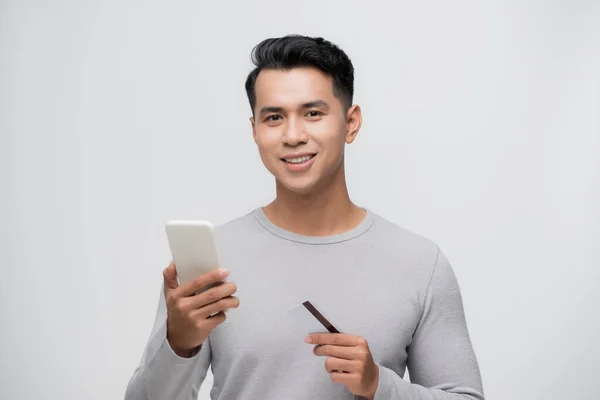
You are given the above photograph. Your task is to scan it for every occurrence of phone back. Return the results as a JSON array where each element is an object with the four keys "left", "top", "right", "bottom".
[{"left": 165, "top": 220, "right": 221, "bottom": 285}]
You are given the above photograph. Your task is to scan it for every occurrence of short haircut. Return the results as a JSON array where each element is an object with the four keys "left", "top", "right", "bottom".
[{"left": 245, "top": 34, "right": 354, "bottom": 116}]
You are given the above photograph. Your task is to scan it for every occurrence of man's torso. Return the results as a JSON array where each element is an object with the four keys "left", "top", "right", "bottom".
[{"left": 204, "top": 208, "right": 438, "bottom": 399}]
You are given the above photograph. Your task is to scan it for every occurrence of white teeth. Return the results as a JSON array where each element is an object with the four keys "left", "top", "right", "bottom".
[{"left": 284, "top": 155, "right": 313, "bottom": 164}]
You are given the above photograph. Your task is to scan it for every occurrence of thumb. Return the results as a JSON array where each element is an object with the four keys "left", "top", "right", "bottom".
[{"left": 163, "top": 261, "right": 179, "bottom": 292}]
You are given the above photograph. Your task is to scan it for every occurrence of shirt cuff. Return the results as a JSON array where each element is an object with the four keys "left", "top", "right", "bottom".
[
  {"left": 150, "top": 322, "right": 202, "bottom": 366},
  {"left": 374, "top": 364, "right": 407, "bottom": 400},
  {"left": 142, "top": 323, "right": 203, "bottom": 397}
]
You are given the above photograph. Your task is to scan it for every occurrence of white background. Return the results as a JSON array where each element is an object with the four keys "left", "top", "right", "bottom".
[{"left": 1, "top": 1, "right": 599, "bottom": 399}]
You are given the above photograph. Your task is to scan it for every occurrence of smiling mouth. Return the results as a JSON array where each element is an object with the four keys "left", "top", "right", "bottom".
[{"left": 281, "top": 154, "right": 316, "bottom": 164}]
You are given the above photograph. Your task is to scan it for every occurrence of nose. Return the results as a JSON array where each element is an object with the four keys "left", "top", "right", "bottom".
[{"left": 281, "top": 116, "right": 308, "bottom": 146}]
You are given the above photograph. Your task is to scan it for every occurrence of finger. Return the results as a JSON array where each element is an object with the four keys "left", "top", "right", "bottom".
[
  {"left": 178, "top": 268, "right": 229, "bottom": 297},
  {"left": 192, "top": 296, "right": 240, "bottom": 318},
  {"left": 206, "top": 310, "right": 227, "bottom": 329},
  {"left": 163, "top": 262, "right": 179, "bottom": 293},
  {"left": 313, "top": 344, "right": 358, "bottom": 360},
  {"left": 183, "top": 282, "right": 237, "bottom": 310},
  {"left": 330, "top": 371, "right": 356, "bottom": 385},
  {"left": 306, "top": 333, "right": 362, "bottom": 347},
  {"left": 325, "top": 357, "right": 357, "bottom": 374}
]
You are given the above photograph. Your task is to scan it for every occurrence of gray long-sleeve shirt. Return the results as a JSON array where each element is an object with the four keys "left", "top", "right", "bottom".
[{"left": 125, "top": 208, "right": 484, "bottom": 400}]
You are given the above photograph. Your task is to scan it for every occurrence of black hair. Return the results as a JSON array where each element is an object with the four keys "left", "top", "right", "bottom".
[{"left": 245, "top": 34, "right": 354, "bottom": 116}]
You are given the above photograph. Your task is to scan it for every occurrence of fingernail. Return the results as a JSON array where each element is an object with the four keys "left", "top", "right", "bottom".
[
  {"left": 219, "top": 269, "right": 229, "bottom": 278},
  {"left": 304, "top": 336, "right": 312, "bottom": 343}
]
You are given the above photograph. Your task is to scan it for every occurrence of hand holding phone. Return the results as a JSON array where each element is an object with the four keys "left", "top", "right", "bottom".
[
  {"left": 162, "top": 264, "right": 239, "bottom": 357},
  {"left": 163, "top": 220, "right": 240, "bottom": 357}
]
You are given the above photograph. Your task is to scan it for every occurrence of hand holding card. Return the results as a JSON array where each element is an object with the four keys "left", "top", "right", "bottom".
[
  {"left": 287, "top": 299, "right": 379, "bottom": 399},
  {"left": 306, "top": 332, "right": 379, "bottom": 400}
]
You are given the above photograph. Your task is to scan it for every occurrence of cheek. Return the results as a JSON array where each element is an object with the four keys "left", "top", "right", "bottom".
[
  {"left": 255, "top": 131, "right": 279, "bottom": 153},
  {"left": 255, "top": 132, "right": 282, "bottom": 171},
  {"left": 312, "top": 124, "right": 346, "bottom": 158}
]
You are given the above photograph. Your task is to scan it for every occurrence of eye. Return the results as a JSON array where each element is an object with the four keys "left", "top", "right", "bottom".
[
  {"left": 266, "top": 115, "right": 282, "bottom": 122},
  {"left": 306, "top": 110, "right": 323, "bottom": 118}
]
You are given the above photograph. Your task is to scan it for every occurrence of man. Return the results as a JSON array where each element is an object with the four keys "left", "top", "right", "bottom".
[{"left": 125, "top": 34, "right": 484, "bottom": 400}]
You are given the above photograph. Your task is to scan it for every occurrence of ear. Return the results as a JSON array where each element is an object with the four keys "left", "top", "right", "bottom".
[
  {"left": 250, "top": 116, "right": 257, "bottom": 144},
  {"left": 345, "top": 104, "right": 362, "bottom": 144}
]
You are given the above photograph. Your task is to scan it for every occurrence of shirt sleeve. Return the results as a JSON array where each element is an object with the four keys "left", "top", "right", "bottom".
[
  {"left": 125, "top": 284, "right": 212, "bottom": 400},
  {"left": 374, "top": 247, "right": 485, "bottom": 400}
]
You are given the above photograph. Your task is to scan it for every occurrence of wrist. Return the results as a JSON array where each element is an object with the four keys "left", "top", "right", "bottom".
[
  {"left": 172, "top": 345, "right": 196, "bottom": 358},
  {"left": 366, "top": 364, "right": 380, "bottom": 399},
  {"left": 167, "top": 338, "right": 200, "bottom": 358}
]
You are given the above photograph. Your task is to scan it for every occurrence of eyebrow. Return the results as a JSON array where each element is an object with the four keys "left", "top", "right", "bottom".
[{"left": 258, "top": 100, "right": 330, "bottom": 116}]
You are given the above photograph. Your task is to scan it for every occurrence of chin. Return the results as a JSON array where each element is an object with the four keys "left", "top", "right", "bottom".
[{"left": 277, "top": 177, "right": 320, "bottom": 196}]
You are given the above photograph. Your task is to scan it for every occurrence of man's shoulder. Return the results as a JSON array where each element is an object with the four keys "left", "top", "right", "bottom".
[
  {"left": 369, "top": 211, "right": 441, "bottom": 259},
  {"left": 214, "top": 208, "right": 259, "bottom": 235}
]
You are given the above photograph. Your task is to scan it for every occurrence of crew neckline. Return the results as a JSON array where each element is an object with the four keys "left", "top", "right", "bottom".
[{"left": 253, "top": 207, "right": 375, "bottom": 245}]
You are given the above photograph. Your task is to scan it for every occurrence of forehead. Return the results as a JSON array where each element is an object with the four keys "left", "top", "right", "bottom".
[{"left": 254, "top": 67, "right": 337, "bottom": 108}]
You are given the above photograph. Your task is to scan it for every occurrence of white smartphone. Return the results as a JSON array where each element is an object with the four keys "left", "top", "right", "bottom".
[{"left": 165, "top": 220, "right": 222, "bottom": 290}]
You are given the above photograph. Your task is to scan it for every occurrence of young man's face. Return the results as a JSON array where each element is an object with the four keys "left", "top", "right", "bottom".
[{"left": 250, "top": 67, "right": 361, "bottom": 195}]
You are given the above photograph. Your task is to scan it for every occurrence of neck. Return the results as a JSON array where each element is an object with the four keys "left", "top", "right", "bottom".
[{"left": 263, "top": 162, "right": 366, "bottom": 236}]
